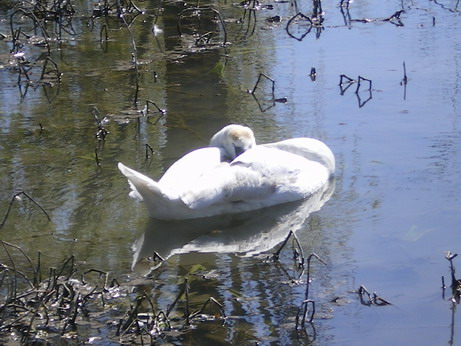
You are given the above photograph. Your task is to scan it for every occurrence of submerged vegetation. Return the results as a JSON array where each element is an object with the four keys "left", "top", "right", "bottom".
[{"left": 0, "top": 236, "right": 325, "bottom": 344}]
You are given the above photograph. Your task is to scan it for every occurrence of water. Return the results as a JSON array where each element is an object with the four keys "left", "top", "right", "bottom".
[{"left": 0, "top": 0, "right": 460, "bottom": 344}]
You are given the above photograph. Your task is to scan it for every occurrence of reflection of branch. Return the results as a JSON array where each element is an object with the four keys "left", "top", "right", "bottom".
[
  {"left": 177, "top": 7, "right": 228, "bottom": 46},
  {"left": 286, "top": 12, "right": 313, "bottom": 41},
  {"left": 238, "top": 8, "right": 257, "bottom": 40},
  {"left": 400, "top": 61, "right": 408, "bottom": 100},
  {"left": 341, "top": 4, "right": 406, "bottom": 27},
  {"left": 119, "top": 14, "right": 140, "bottom": 106},
  {"left": 356, "top": 89, "right": 373, "bottom": 108}
]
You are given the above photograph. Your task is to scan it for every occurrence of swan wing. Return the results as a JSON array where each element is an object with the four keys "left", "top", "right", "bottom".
[
  {"left": 159, "top": 147, "right": 224, "bottom": 190},
  {"left": 180, "top": 146, "right": 326, "bottom": 210},
  {"left": 180, "top": 164, "right": 276, "bottom": 209},
  {"left": 262, "top": 138, "right": 335, "bottom": 175}
]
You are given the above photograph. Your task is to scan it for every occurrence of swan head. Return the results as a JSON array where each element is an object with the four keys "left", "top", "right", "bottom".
[{"left": 209, "top": 124, "right": 256, "bottom": 161}]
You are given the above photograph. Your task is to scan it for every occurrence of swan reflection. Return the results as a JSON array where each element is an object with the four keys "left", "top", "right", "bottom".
[{"left": 132, "top": 179, "right": 335, "bottom": 274}]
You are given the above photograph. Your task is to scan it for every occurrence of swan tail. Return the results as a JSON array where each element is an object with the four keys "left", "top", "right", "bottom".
[
  {"left": 118, "top": 163, "right": 158, "bottom": 201},
  {"left": 118, "top": 163, "right": 180, "bottom": 217}
]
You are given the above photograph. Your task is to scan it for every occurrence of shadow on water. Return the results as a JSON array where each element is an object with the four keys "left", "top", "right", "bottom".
[{"left": 133, "top": 180, "right": 335, "bottom": 274}]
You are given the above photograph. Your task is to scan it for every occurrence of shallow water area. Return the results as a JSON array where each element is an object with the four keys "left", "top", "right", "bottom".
[{"left": 0, "top": 0, "right": 460, "bottom": 344}]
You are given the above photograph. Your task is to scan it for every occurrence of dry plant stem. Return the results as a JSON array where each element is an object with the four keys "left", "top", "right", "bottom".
[
  {"left": 177, "top": 7, "right": 228, "bottom": 45},
  {"left": 402, "top": 61, "right": 408, "bottom": 85},
  {"left": 95, "top": 148, "right": 101, "bottom": 167},
  {"left": 272, "top": 230, "right": 304, "bottom": 268},
  {"left": 250, "top": 73, "right": 275, "bottom": 95},
  {"left": 295, "top": 253, "right": 325, "bottom": 328},
  {"left": 190, "top": 297, "right": 226, "bottom": 319},
  {"left": 10, "top": 8, "right": 52, "bottom": 55},
  {"left": 100, "top": 23, "right": 108, "bottom": 42},
  {"left": 82, "top": 269, "right": 109, "bottom": 287},
  {"left": 118, "top": 296, "right": 144, "bottom": 336},
  {"left": 56, "top": 255, "right": 75, "bottom": 280},
  {"left": 0, "top": 192, "right": 51, "bottom": 230},
  {"left": 1, "top": 241, "right": 36, "bottom": 290},
  {"left": 119, "top": 13, "right": 140, "bottom": 106},
  {"left": 145, "top": 144, "right": 154, "bottom": 159},
  {"left": 40, "top": 57, "right": 61, "bottom": 81},
  {"left": 373, "top": 292, "right": 391, "bottom": 306},
  {"left": 145, "top": 100, "right": 165, "bottom": 115},
  {"left": 358, "top": 285, "right": 372, "bottom": 305},
  {"left": 296, "top": 299, "right": 315, "bottom": 327},
  {"left": 184, "top": 277, "right": 190, "bottom": 325},
  {"left": 356, "top": 76, "right": 372, "bottom": 93},
  {"left": 445, "top": 252, "right": 460, "bottom": 303},
  {"left": 166, "top": 282, "right": 187, "bottom": 317},
  {"left": 304, "top": 253, "right": 326, "bottom": 301}
]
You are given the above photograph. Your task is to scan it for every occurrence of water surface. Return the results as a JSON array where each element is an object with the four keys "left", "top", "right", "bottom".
[{"left": 0, "top": 0, "right": 460, "bottom": 344}]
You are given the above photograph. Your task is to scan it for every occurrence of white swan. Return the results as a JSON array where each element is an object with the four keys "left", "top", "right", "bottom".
[
  {"left": 118, "top": 124, "right": 335, "bottom": 220},
  {"left": 158, "top": 124, "right": 255, "bottom": 191}
]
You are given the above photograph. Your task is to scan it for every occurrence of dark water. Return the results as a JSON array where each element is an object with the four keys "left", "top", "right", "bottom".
[{"left": 1, "top": 0, "right": 460, "bottom": 344}]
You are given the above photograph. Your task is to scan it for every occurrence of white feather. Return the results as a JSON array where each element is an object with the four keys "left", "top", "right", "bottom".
[{"left": 118, "top": 125, "right": 335, "bottom": 220}]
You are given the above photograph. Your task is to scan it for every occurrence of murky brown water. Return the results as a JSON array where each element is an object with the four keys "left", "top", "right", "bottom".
[{"left": 1, "top": 0, "right": 461, "bottom": 344}]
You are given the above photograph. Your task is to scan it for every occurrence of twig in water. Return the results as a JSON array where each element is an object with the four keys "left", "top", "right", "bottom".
[
  {"left": 117, "top": 295, "right": 145, "bottom": 336},
  {"left": 143, "top": 100, "right": 166, "bottom": 124},
  {"left": 340, "top": 0, "right": 352, "bottom": 9},
  {"left": 184, "top": 277, "right": 190, "bottom": 325},
  {"left": 444, "top": 251, "right": 461, "bottom": 303},
  {"left": 100, "top": 23, "right": 108, "bottom": 42},
  {"left": 295, "top": 299, "right": 315, "bottom": 328},
  {"left": 310, "top": 67, "right": 317, "bottom": 81},
  {"left": 40, "top": 57, "right": 62, "bottom": 82},
  {"left": 355, "top": 75, "right": 372, "bottom": 93},
  {"left": 55, "top": 255, "right": 75, "bottom": 281},
  {"left": 1, "top": 241, "right": 36, "bottom": 290},
  {"left": 0, "top": 191, "right": 51, "bottom": 230},
  {"left": 339, "top": 74, "right": 355, "bottom": 95},
  {"left": 357, "top": 285, "right": 372, "bottom": 305},
  {"left": 295, "top": 253, "right": 325, "bottom": 328},
  {"left": 93, "top": 107, "right": 109, "bottom": 140},
  {"left": 95, "top": 148, "right": 101, "bottom": 167},
  {"left": 249, "top": 73, "right": 275, "bottom": 95},
  {"left": 177, "top": 7, "right": 228, "bottom": 46},
  {"left": 400, "top": 61, "right": 408, "bottom": 100},
  {"left": 304, "top": 253, "right": 326, "bottom": 300},
  {"left": 190, "top": 297, "right": 226, "bottom": 319},
  {"left": 81, "top": 268, "right": 109, "bottom": 287},
  {"left": 286, "top": 12, "right": 313, "bottom": 41},
  {"left": 372, "top": 292, "right": 392, "bottom": 306},
  {"left": 166, "top": 278, "right": 187, "bottom": 317},
  {"left": 272, "top": 230, "right": 305, "bottom": 268},
  {"left": 145, "top": 144, "right": 154, "bottom": 160},
  {"left": 383, "top": 10, "right": 404, "bottom": 26},
  {"left": 356, "top": 285, "right": 391, "bottom": 306},
  {"left": 401, "top": 61, "right": 408, "bottom": 85}
]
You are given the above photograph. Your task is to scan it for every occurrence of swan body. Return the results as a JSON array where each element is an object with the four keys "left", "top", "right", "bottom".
[{"left": 118, "top": 125, "right": 335, "bottom": 220}]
